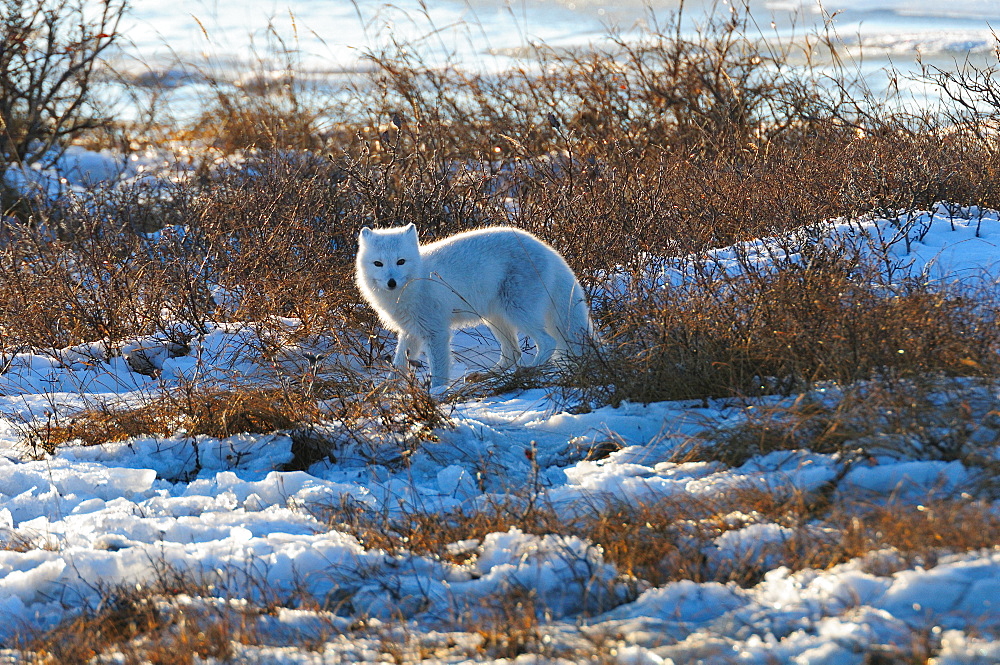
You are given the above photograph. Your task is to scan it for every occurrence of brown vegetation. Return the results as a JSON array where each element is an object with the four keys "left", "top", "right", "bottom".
[{"left": 2, "top": 3, "right": 999, "bottom": 410}]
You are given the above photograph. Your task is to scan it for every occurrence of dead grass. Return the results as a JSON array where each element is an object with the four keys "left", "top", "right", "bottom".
[
  {"left": 595, "top": 492, "right": 1000, "bottom": 586},
  {"left": 15, "top": 492, "right": 996, "bottom": 663},
  {"left": 18, "top": 370, "right": 453, "bottom": 471},
  {"left": 576, "top": 260, "right": 1000, "bottom": 406},
  {"left": 21, "top": 384, "right": 324, "bottom": 456},
  {"left": 21, "top": 576, "right": 249, "bottom": 665},
  {"left": 324, "top": 500, "right": 534, "bottom": 563},
  {"left": 832, "top": 500, "right": 1000, "bottom": 570},
  {"left": 4, "top": 2, "right": 1000, "bottom": 409},
  {"left": 319, "top": 480, "right": 1000, "bottom": 594},
  {"left": 464, "top": 587, "right": 547, "bottom": 661},
  {"left": 684, "top": 376, "right": 1000, "bottom": 467}
]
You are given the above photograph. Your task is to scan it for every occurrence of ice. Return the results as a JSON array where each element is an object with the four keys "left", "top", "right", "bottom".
[
  {"left": 0, "top": 557, "right": 67, "bottom": 604},
  {"left": 842, "top": 460, "right": 972, "bottom": 496},
  {"left": 881, "top": 551, "right": 1000, "bottom": 622},
  {"left": 714, "top": 523, "right": 796, "bottom": 566},
  {"left": 615, "top": 646, "right": 670, "bottom": 664},
  {"left": 609, "top": 580, "right": 747, "bottom": 624},
  {"left": 436, "top": 464, "right": 477, "bottom": 498}
]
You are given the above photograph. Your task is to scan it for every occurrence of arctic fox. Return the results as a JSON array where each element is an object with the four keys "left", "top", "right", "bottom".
[{"left": 356, "top": 224, "right": 595, "bottom": 388}]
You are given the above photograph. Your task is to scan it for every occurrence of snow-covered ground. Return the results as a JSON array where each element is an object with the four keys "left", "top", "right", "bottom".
[
  {"left": 99, "top": 0, "right": 1000, "bottom": 124},
  {"left": 0, "top": 147, "right": 998, "bottom": 662},
  {"left": 115, "top": 0, "right": 1000, "bottom": 75}
]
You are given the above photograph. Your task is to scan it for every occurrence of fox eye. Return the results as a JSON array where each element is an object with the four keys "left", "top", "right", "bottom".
[
  {"left": 396, "top": 259, "right": 406, "bottom": 265},
  {"left": 373, "top": 261, "right": 383, "bottom": 267}
]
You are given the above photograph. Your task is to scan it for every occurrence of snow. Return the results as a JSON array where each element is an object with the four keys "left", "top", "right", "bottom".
[
  {"left": 616, "top": 204, "right": 1000, "bottom": 299},
  {"left": 1, "top": 145, "right": 1000, "bottom": 660},
  {"left": 112, "top": 0, "right": 1000, "bottom": 74}
]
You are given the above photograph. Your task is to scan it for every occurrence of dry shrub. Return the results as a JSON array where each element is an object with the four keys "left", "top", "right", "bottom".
[
  {"left": 566, "top": 488, "right": 820, "bottom": 589},
  {"left": 578, "top": 488, "right": 1000, "bottom": 588},
  {"left": 167, "top": 152, "right": 357, "bottom": 329},
  {"left": 288, "top": 371, "right": 455, "bottom": 468},
  {"left": 0, "top": 529, "right": 60, "bottom": 553},
  {"left": 576, "top": 491, "right": 1000, "bottom": 588},
  {"left": 323, "top": 489, "right": 779, "bottom": 589},
  {"left": 578, "top": 259, "right": 999, "bottom": 406},
  {"left": 192, "top": 89, "right": 324, "bottom": 154},
  {"left": 22, "top": 573, "right": 260, "bottom": 665},
  {"left": 334, "top": 4, "right": 1000, "bottom": 272},
  {"left": 307, "top": 4, "right": 1000, "bottom": 406},
  {"left": 361, "top": 375, "right": 454, "bottom": 443},
  {"left": 165, "top": 386, "right": 309, "bottom": 438},
  {"left": 7, "top": 2, "right": 1000, "bottom": 410},
  {"left": 23, "top": 498, "right": 989, "bottom": 662},
  {"left": 0, "top": 0, "right": 127, "bottom": 168},
  {"left": 328, "top": 502, "right": 544, "bottom": 562},
  {"left": 830, "top": 500, "right": 1000, "bottom": 569},
  {"left": 324, "top": 482, "right": 1000, "bottom": 594},
  {"left": 680, "top": 394, "right": 862, "bottom": 468},
  {"left": 333, "top": 115, "right": 510, "bottom": 238},
  {"left": 685, "top": 376, "right": 1000, "bottom": 466},
  {"left": 467, "top": 587, "right": 545, "bottom": 660},
  {"left": 23, "top": 371, "right": 452, "bottom": 469},
  {"left": 0, "top": 152, "right": 357, "bottom": 349},
  {"left": 0, "top": 211, "right": 174, "bottom": 348},
  {"left": 25, "top": 384, "right": 324, "bottom": 455},
  {"left": 180, "top": 21, "right": 332, "bottom": 153}
]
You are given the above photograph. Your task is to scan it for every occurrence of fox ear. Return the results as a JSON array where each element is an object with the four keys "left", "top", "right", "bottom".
[
  {"left": 404, "top": 223, "right": 417, "bottom": 238},
  {"left": 359, "top": 226, "right": 373, "bottom": 241}
]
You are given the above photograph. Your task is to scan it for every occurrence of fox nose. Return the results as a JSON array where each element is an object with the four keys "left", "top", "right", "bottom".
[{"left": 387, "top": 278, "right": 397, "bottom": 290}]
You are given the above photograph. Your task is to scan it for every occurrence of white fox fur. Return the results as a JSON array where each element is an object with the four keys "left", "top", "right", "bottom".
[{"left": 356, "top": 224, "right": 595, "bottom": 388}]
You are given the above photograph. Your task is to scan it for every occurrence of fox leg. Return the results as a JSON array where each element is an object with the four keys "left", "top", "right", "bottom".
[
  {"left": 487, "top": 321, "right": 521, "bottom": 370},
  {"left": 393, "top": 333, "right": 423, "bottom": 373},
  {"left": 528, "top": 329, "right": 557, "bottom": 366},
  {"left": 511, "top": 309, "right": 557, "bottom": 366},
  {"left": 424, "top": 328, "right": 452, "bottom": 388}
]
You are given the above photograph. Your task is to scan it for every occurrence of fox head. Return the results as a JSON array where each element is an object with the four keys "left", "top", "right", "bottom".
[{"left": 356, "top": 223, "right": 424, "bottom": 297}]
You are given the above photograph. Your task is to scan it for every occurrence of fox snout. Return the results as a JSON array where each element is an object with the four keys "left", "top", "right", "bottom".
[{"left": 387, "top": 278, "right": 397, "bottom": 289}]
